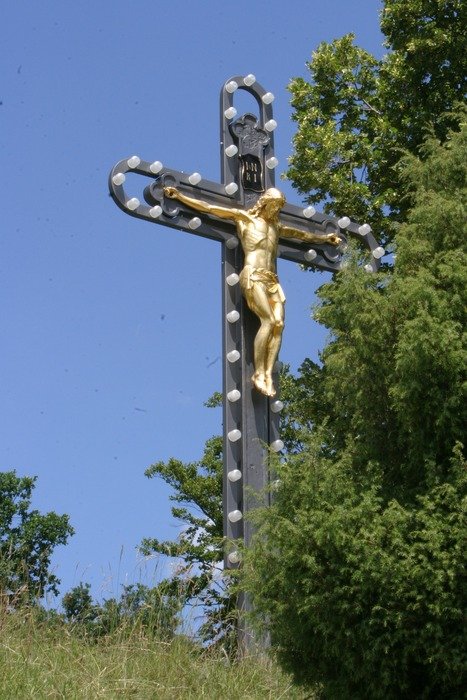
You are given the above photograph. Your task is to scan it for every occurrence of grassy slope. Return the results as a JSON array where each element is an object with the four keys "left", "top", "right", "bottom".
[{"left": 0, "top": 612, "right": 306, "bottom": 699}]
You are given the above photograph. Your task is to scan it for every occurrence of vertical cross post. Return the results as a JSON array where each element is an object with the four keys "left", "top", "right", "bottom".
[
  {"left": 109, "top": 74, "right": 383, "bottom": 652},
  {"left": 220, "top": 78, "right": 278, "bottom": 565}
]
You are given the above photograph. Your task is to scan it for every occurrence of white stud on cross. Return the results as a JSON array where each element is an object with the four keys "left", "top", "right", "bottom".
[
  {"left": 226, "top": 272, "right": 239, "bottom": 286},
  {"left": 228, "top": 429, "right": 242, "bottom": 442},
  {"left": 127, "top": 156, "right": 141, "bottom": 169},
  {"left": 126, "top": 197, "right": 140, "bottom": 210},
  {"left": 112, "top": 173, "right": 125, "bottom": 186},
  {"left": 150, "top": 161, "right": 163, "bottom": 174},
  {"left": 188, "top": 172, "right": 201, "bottom": 185},
  {"left": 226, "top": 310, "right": 240, "bottom": 323},
  {"left": 225, "top": 182, "right": 238, "bottom": 195},
  {"left": 227, "top": 389, "right": 241, "bottom": 402},
  {"left": 228, "top": 509, "right": 243, "bottom": 523},
  {"left": 225, "top": 144, "right": 238, "bottom": 157},
  {"left": 270, "top": 439, "right": 284, "bottom": 452},
  {"left": 243, "top": 74, "right": 256, "bottom": 86},
  {"left": 228, "top": 551, "right": 241, "bottom": 564},
  {"left": 338, "top": 216, "right": 351, "bottom": 229},
  {"left": 149, "top": 205, "right": 162, "bottom": 218},
  {"left": 372, "top": 246, "right": 385, "bottom": 259},
  {"left": 358, "top": 223, "right": 371, "bottom": 236},
  {"left": 227, "top": 349, "right": 240, "bottom": 363},
  {"left": 303, "top": 205, "right": 316, "bottom": 218},
  {"left": 224, "top": 107, "right": 237, "bottom": 120},
  {"left": 227, "top": 468, "right": 242, "bottom": 481},
  {"left": 188, "top": 217, "right": 201, "bottom": 230}
]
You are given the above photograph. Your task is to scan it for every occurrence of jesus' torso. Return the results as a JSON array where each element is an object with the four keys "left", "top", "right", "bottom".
[{"left": 237, "top": 216, "right": 279, "bottom": 272}]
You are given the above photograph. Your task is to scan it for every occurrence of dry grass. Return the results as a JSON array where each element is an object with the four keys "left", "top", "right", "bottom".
[{"left": 0, "top": 609, "right": 306, "bottom": 699}]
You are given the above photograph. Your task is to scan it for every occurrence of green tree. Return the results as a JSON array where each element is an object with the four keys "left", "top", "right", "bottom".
[
  {"left": 116, "top": 582, "right": 180, "bottom": 639},
  {"left": 138, "top": 380, "right": 310, "bottom": 651},
  {"left": 62, "top": 581, "right": 180, "bottom": 640},
  {"left": 0, "top": 471, "right": 73, "bottom": 605},
  {"left": 286, "top": 0, "right": 466, "bottom": 242},
  {"left": 139, "top": 430, "right": 239, "bottom": 651},
  {"left": 245, "top": 123, "right": 466, "bottom": 698},
  {"left": 62, "top": 582, "right": 97, "bottom": 625}
]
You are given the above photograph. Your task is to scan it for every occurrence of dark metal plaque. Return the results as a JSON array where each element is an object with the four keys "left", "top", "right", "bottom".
[
  {"left": 230, "top": 113, "right": 269, "bottom": 194},
  {"left": 240, "top": 153, "right": 264, "bottom": 192}
]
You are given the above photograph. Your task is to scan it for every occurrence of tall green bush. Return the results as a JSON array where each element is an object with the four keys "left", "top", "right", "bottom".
[{"left": 245, "top": 123, "right": 466, "bottom": 698}]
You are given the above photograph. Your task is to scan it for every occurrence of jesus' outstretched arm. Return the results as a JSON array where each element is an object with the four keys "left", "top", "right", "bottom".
[
  {"left": 163, "top": 186, "right": 250, "bottom": 224},
  {"left": 280, "top": 223, "right": 341, "bottom": 247}
]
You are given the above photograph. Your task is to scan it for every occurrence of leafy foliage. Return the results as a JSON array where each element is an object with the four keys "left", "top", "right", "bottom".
[
  {"left": 246, "top": 443, "right": 466, "bottom": 699},
  {"left": 245, "top": 122, "right": 467, "bottom": 697},
  {"left": 62, "top": 581, "right": 180, "bottom": 640},
  {"left": 138, "top": 374, "right": 324, "bottom": 651},
  {"left": 0, "top": 471, "right": 73, "bottom": 605},
  {"left": 286, "top": 0, "right": 466, "bottom": 242},
  {"left": 139, "top": 431, "right": 238, "bottom": 651},
  {"left": 287, "top": 36, "right": 383, "bottom": 226},
  {"left": 61, "top": 582, "right": 97, "bottom": 626}
]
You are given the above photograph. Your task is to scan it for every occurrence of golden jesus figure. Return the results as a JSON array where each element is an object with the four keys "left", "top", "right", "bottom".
[{"left": 164, "top": 186, "right": 340, "bottom": 397}]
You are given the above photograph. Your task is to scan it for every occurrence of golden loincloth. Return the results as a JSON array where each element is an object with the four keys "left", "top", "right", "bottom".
[{"left": 239, "top": 266, "right": 286, "bottom": 303}]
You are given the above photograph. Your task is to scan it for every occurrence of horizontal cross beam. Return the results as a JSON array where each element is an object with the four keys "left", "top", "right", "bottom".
[{"left": 109, "top": 160, "right": 383, "bottom": 274}]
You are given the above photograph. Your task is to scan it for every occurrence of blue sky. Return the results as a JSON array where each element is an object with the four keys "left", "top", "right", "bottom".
[{"left": 1, "top": 1, "right": 384, "bottom": 605}]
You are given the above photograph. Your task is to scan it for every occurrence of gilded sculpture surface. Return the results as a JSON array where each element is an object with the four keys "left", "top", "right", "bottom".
[{"left": 164, "top": 186, "right": 341, "bottom": 397}]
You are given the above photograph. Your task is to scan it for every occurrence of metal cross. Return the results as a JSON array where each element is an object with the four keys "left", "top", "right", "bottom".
[{"left": 109, "top": 74, "right": 383, "bottom": 647}]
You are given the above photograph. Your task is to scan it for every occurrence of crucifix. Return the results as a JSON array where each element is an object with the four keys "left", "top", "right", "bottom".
[{"left": 109, "top": 74, "right": 383, "bottom": 647}]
